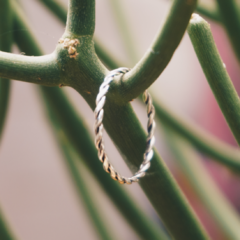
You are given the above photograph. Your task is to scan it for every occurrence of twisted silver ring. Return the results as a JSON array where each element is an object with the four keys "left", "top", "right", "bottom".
[{"left": 94, "top": 67, "right": 155, "bottom": 184}]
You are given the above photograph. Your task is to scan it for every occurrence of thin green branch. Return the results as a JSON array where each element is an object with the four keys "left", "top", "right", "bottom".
[
  {"left": 0, "top": 51, "right": 60, "bottom": 86},
  {"left": 65, "top": 0, "right": 95, "bottom": 37},
  {"left": 44, "top": 105, "right": 114, "bottom": 240},
  {"left": 188, "top": 14, "right": 240, "bottom": 146},
  {"left": 110, "top": 0, "right": 197, "bottom": 103},
  {"left": 13, "top": 5, "right": 170, "bottom": 240},
  {"left": 216, "top": 0, "right": 240, "bottom": 62},
  {"left": 0, "top": 0, "right": 12, "bottom": 141},
  {"left": 165, "top": 129, "right": 240, "bottom": 240}
]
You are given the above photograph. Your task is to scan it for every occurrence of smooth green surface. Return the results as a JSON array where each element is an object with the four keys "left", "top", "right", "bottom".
[
  {"left": 216, "top": 0, "right": 240, "bottom": 61},
  {"left": 13, "top": 4, "right": 170, "bottom": 240},
  {"left": 188, "top": 15, "right": 240, "bottom": 146},
  {"left": 165, "top": 129, "right": 240, "bottom": 240},
  {"left": 44, "top": 105, "right": 114, "bottom": 240}
]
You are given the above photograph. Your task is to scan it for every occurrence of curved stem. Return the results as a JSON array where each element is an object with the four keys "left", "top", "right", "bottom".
[
  {"left": 111, "top": 0, "right": 197, "bottom": 103},
  {"left": 216, "top": 0, "right": 240, "bottom": 62},
  {"left": 65, "top": 0, "right": 95, "bottom": 37},
  {"left": 13, "top": 6, "right": 170, "bottom": 240},
  {"left": 0, "top": 0, "right": 12, "bottom": 141},
  {"left": 188, "top": 14, "right": 240, "bottom": 146},
  {"left": 165, "top": 129, "right": 240, "bottom": 240}
]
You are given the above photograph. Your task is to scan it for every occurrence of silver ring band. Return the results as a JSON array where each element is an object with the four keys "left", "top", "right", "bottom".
[{"left": 94, "top": 67, "right": 155, "bottom": 184}]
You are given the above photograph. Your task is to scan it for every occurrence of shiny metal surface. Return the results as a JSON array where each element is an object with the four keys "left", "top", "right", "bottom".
[{"left": 94, "top": 67, "right": 155, "bottom": 184}]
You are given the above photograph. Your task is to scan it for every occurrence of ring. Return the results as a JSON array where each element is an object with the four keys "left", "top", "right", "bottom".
[{"left": 94, "top": 67, "right": 155, "bottom": 184}]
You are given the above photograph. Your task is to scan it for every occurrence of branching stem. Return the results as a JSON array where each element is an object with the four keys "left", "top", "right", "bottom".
[{"left": 13, "top": 6, "right": 170, "bottom": 240}]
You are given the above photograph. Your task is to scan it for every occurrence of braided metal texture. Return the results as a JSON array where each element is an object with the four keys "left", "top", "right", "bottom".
[{"left": 94, "top": 67, "right": 156, "bottom": 184}]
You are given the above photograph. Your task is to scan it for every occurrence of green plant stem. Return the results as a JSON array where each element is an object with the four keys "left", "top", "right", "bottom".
[
  {"left": 15, "top": 1, "right": 210, "bottom": 239},
  {"left": 13, "top": 5, "right": 170, "bottom": 240},
  {"left": 44, "top": 105, "right": 114, "bottom": 240},
  {"left": 111, "top": 0, "right": 197, "bottom": 103},
  {"left": 216, "top": 0, "right": 240, "bottom": 62},
  {"left": 0, "top": 51, "right": 60, "bottom": 86},
  {"left": 0, "top": 0, "right": 12, "bottom": 141},
  {"left": 65, "top": 0, "right": 95, "bottom": 37},
  {"left": 188, "top": 14, "right": 240, "bottom": 146},
  {"left": 165, "top": 129, "right": 240, "bottom": 240}
]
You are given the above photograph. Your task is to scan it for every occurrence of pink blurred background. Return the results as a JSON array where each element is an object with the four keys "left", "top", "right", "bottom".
[{"left": 0, "top": 0, "right": 239, "bottom": 239}]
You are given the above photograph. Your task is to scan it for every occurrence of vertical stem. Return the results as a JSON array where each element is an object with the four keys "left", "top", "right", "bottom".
[
  {"left": 188, "top": 14, "right": 240, "bottom": 146},
  {"left": 65, "top": 0, "right": 95, "bottom": 36},
  {"left": 0, "top": 0, "right": 13, "bottom": 141}
]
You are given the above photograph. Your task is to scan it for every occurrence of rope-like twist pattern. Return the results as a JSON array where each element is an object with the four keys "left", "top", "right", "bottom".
[{"left": 94, "top": 67, "right": 156, "bottom": 184}]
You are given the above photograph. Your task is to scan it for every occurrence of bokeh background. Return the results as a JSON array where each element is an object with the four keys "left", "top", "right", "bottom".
[{"left": 0, "top": 0, "right": 240, "bottom": 239}]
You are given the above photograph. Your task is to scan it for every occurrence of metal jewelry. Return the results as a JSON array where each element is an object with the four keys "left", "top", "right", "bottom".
[{"left": 94, "top": 67, "right": 155, "bottom": 184}]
